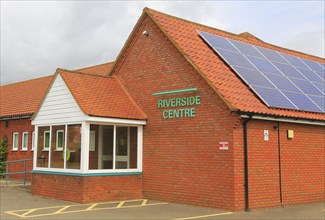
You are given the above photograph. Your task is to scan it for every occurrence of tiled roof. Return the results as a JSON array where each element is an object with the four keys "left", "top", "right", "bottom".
[
  {"left": 0, "top": 76, "right": 53, "bottom": 118},
  {"left": 75, "top": 62, "right": 114, "bottom": 76},
  {"left": 58, "top": 69, "right": 147, "bottom": 120},
  {"left": 144, "top": 8, "right": 325, "bottom": 121}
]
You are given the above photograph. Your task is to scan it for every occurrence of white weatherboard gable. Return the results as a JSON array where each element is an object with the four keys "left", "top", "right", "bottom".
[{"left": 32, "top": 74, "right": 87, "bottom": 125}]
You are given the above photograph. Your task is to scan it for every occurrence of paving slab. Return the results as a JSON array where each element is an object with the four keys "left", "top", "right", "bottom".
[{"left": 1, "top": 186, "right": 324, "bottom": 219}]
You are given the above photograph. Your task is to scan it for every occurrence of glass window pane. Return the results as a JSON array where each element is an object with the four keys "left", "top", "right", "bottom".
[
  {"left": 50, "top": 125, "right": 65, "bottom": 169},
  {"left": 37, "top": 126, "right": 50, "bottom": 168},
  {"left": 89, "top": 125, "right": 99, "bottom": 169},
  {"left": 129, "top": 127, "right": 138, "bottom": 169},
  {"left": 66, "top": 124, "right": 81, "bottom": 170},
  {"left": 116, "top": 126, "right": 128, "bottom": 169},
  {"left": 89, "top": 125, "right": 113, "bottom": 170},
  {"left": 22, "top": 133, "right": 28, "bottom": 150},
  {"left": 13, "top": 133, "right": 18, "bottom": 150},
  {"left": 32, "top": 132, "right": 35, "bottom": 150}
]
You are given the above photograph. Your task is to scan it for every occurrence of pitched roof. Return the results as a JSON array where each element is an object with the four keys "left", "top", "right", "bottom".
[
  {"left": 58, "top": 69, "right": 147, "bottom": 120},
  {"left": 143, "top": 8, "right": 324, "bottom": 121},
  {"left": 75, "top": 61, "right": 114, "bottom": 76},
  {"left": 0, "top": 76, "right": 53, "bottom": 118}
]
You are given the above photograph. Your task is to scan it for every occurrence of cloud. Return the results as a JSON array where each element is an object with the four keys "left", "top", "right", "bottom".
[{"left": 1, "top": 1, "right": 324, "bottom": 85}]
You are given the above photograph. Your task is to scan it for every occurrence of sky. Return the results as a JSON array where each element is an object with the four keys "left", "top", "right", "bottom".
[{"left": 1, "top": 1, "right": 324, "bottom": 85}]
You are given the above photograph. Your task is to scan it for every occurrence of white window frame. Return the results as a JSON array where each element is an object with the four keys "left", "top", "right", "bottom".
[
  {"left": 88, "top": 123, "right": 143, "bottom": 174},
  {"left": 12, "top": 132, "right": 19, "bottom": 151},
  {"left": 43, "top": 131, "right": 50, "bottom": 150},
  {"left": 31, "top": 131, "right": 35, "bottom": 151},
  {"left": 32, "top": 118, "right": 145, "bottom": 174},
  {"left": 22, "top": 132, "right": 28, "bottom": 151},
  {"left": 56, "top": 130, "right": 64, "bottom": 151}
]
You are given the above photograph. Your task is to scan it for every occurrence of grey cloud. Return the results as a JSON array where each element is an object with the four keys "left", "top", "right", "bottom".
[{"left": 1, "top": 1, "right": 324, "bottom": 86}]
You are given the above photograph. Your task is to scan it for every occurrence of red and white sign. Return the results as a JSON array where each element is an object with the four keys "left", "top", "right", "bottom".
[{"left": 218, "top": 142, "right": 229, "bottom": 150}]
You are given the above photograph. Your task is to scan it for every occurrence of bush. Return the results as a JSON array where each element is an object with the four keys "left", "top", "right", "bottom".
[{"left": 0, "top": 136, "right": 8, "bottom": 178}]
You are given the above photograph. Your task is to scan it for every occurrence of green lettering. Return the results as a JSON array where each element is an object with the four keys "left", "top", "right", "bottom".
[
  {"left": 163, "top": 110, "right": 169, "bottom": 119},
  {"left": 181, "top": 97, "right": 187, "bottom": 106},
  {"left": 195, "top": 96, "right": 201, "bottom": 105},
  {"left": 184, "top": 108, "right": 191, "bottom": 117},
  {"left": 173, "top": 109, "right": 179, "bottom": 118},
  {"left": 158, "top": 100, "right": 164, "bottom": 108},
  {"left": 179, "top": 108, "right": 185, "bottom": 117},
  {"left": 175, "top": 98, "right": 181, "bottom": 107},
  {"left": 190, "top": 108, "right": 196, "bottom": 117},
  {"left": 189, "top": 96, "right": 195, "bottom": 105},
  {"left": 168, "top": 110, "right": 173, "bottom": 119},
  {"left": 165, "top": 99, "right": 171, "bottom": 107},
  {"left": 171, "top": 98, "right": 176, "bottom": 107}
]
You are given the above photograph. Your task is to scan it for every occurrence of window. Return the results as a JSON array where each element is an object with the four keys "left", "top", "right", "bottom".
[
  {"left": 44, "top": 131, "right": 50, "bottom": 150},
  {"left": 12, "top": 132, "right": 19, "bottom": 151},
  {"left": 22, "top": 132, "right": 28, "bottom": 151},
  {"left": 36, "top": 124, "right": 81, "bottom": 170},
  {"left": 32, "top": 131, "right": 35, "bottom": 151},
  {"left": 56, "top": 130, "right": 64, "bottom": 151},
  {"left": 89, "top": 125, "right": 139, "bottom": 170}
]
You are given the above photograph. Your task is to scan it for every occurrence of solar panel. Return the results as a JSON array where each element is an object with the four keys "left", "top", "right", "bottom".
[
  {"left": 246, "top": 55, "right": 282, "bottom": 75},
  {"left": 214, "top": 48, "right": 257, "bottom": 70},
  {"left": 319, "top": 63, "right": 325, "bottom": 69},
  {"left": 232, "top": 66, "right": 275, "bottom": 88},
  {"left": 282, "top": 91, "right": 322, "bottom": 112},
  {"left": 301, "top": 58, "right": 324, "bottom": 73},
  {"left": 199, "top": 31, "right": 238, "bottom": 52},
  {"left": 262, "top": 72, "right": 300, "bottom": 93},
  {"left": 229, "top": 39, "right": 264, "bottom": 58},
  {"left": 295, "top": 67, "right": 323, "bottom": 82},
  {"left": 198, "top": 30, "right": 325, "bottom": 113},
  {"left": 272, "top": 62, "right": 305, "bottom": 79},
  {"left": 256, "top": 46, "right": 288, "bottom": 64},
  {"left": 315, "top": 71, "right": 325, "bottom": 81},
  {"left": 280, "top": 53, "right": 309, "bottom": 69},
  {"left": 313, "top": 82, "right": 325, "bottom": 94},
  {"left": 252, "top": 86, "right": 296, "bottom": 109},
  {"left": 309, "top": 95, "right": 325, "bottom": 112},
  {"left": 290, "top": 78, "right": 323, "bottom": 96}
]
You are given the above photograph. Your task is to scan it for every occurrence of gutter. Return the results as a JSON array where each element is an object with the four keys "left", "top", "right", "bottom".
[
  {"left": 242, "top": 114, "right": 252, "bottom": 212},
  {"left": 240, "top": 114, "right": 325, "bottom": 126},
  {"left": 0, "top": 114, "right": 32, "bottom": 121}
]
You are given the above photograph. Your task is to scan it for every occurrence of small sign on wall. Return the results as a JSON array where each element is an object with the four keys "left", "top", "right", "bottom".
[
  {"left": 264, "top": 130, "right": 269, "bottom": 141},
  {"left": 219, "top": 142, "right": 229, "bottom": 150}
]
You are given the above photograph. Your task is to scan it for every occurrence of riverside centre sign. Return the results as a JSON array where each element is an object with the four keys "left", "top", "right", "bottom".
[
  {"left": 158, "top": 95, "right": 201, "bottom": 119},
  {"left": 152, "top": 88, "right": 201, "bottom": 119}
]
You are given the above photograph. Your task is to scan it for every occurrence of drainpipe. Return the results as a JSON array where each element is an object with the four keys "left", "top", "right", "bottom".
[
  {"left": 242, "top": 115, "right": 252, "bottom": 212},
  {"left": 277, "top": 121, "right": 283, "bottom": 206}
]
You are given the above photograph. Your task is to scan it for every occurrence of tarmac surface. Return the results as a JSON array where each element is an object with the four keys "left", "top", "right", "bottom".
[{"left": 0, "top": 182, "right": 324, "bottom": 220}]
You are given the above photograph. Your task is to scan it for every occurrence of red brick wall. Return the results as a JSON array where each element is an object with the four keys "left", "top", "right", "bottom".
[
  {"left": 233, "top": 119, "right": 325, "bottom": 210},
  {"left": 280, "top": 122, "right": 325, "bottom": 205},
  {"left": 31, "top": 173, "right": 142, "bottom": 203},
  {"left": 0, "top": 118, "right": 34, "bottom": 180},
  {"left": 113, "top": 15, "right": 240, "bottom": 210}
]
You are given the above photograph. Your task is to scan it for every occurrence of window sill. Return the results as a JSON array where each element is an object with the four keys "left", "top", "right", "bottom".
[
  {"left": 11, "top": 149, "right": 18, "bottom": 152},
  {"left": 20, "top": 149, "right": 28, "bottom": 152},
  {"left": 55, "top": 149, "right": 63, "bottom": 152},
  {"left": 42, "top": 149, "right": 49, "bottom": 152}
]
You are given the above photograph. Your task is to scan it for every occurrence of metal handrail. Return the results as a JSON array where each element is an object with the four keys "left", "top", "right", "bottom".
[{"left": 0, "top": 158, "right": 33, "bottom": 186}]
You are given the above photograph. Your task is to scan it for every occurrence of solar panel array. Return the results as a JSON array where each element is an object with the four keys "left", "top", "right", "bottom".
[{"left": 198, "top": 31, "right": 325, "bottom": 113}]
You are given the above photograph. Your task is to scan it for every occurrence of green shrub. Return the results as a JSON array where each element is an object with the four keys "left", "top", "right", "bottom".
[{"left": 0, "top": 136, "right": 9, "bottom": 178}]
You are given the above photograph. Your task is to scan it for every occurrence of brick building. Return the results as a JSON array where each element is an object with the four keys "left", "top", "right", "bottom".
[
  {"left": 1, "top": 8, "right": 324, "bottom": 211},
  {"left": 0, "top": 62, "right": 114, "bottom": 180}
]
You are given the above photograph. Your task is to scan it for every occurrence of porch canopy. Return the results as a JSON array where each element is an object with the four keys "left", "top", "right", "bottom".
[{"left": 31, "top": 69, "right": 147, "bottom": 175}]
